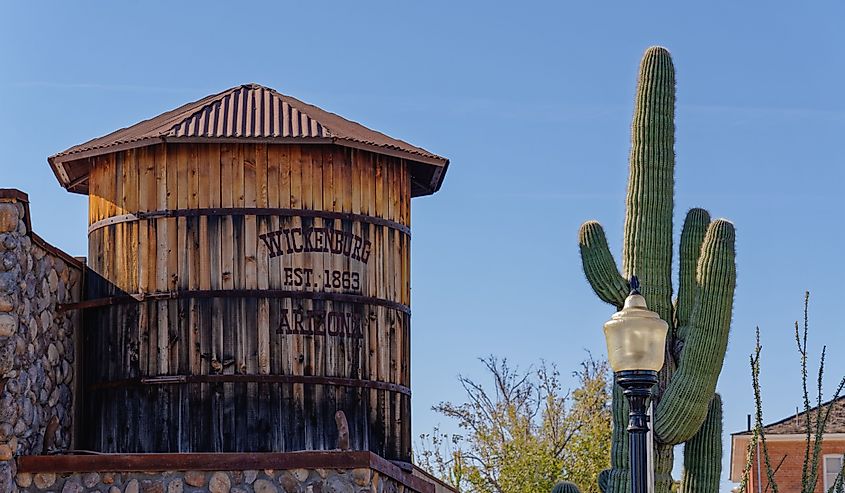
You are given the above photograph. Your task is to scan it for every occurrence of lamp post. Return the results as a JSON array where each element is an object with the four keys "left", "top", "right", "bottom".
[{"left": 603, "top": 277, "right": 668, "bottom": 493}]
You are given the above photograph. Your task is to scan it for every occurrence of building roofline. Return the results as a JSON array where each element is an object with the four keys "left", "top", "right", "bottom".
[{"left": 731, "top": 395, "right": 845, "bottom": 436}]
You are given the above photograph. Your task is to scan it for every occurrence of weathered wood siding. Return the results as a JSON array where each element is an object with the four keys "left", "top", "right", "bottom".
[{"left": 83, "top": 143, "right": 412, "bottom": 460}]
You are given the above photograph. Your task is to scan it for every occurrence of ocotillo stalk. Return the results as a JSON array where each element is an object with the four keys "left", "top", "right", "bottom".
[{"left": 578, "top": 46, "right": 735, "bottom": 493}]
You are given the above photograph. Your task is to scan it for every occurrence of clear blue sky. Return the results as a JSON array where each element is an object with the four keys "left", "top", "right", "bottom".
[{"left": 2, "top": 3, "right": 844, "bottom": 491}]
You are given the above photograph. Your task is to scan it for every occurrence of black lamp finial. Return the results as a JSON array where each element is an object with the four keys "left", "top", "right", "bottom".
[{"left": 629, "top": 276, "right": 640, "bottom": 296}]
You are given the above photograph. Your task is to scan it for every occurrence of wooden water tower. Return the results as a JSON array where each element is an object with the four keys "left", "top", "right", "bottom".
[{"left": 48, "top": 84, "right": 448, "bottom": 463}]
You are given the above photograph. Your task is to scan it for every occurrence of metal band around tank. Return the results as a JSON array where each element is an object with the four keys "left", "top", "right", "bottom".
[
  {"left": 87, "top": 374, "right": 412, "bottom": 396},
  {"left": 57, "top": 289, "right": 411, "bottom": 315},
  {"left": 87, "top": 207, "right": 411, "bottom": 236}
]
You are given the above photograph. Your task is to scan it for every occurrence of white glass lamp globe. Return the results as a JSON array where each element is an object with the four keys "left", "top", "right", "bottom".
[{"left": 603, "top": 292, "right": 669, "bottom": 373}]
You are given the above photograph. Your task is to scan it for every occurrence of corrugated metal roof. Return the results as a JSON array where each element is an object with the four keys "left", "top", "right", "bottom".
[{"left": 49, "top": 83, "right": 448, "bottom": 196}]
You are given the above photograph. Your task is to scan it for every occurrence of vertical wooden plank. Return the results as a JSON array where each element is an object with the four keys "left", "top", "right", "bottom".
[
  {"left": 351, "top": 150, "right": 366, "bottom": 454},
  {"left": 374, "top": 155, "right": 386, "bottom": 302},
  {"left": 312, "top": 147, "right": 324, "bottom": 213},
  {"left": 374, "top": 154, "right": 385, "bottom": 221},
  {"left": 221, "top": 298, "right": 235, "bottom": 450},
  {"left": 231, "top": 145, "right": 252, "bottom": 448},
  {"left": 187, "top": 145, "right": 202, "bottom": 389},
  {"left": 220, "top": 144, "right": 235, "bottom": 291},
  {"left": 232, "top": 145, "right": 246, "bottom": 292},
  {"left": 166, "top": 145, "right": 179, "bottom": 376},
  {"left": 279, "top": 145, "right": 291, "bottom": 209},
  {"left": 301, "top": 146, "right": 313, "bottom": 211},
  {"left": 299, "top": 148, "right": 316, "bottom": 448},
  {"left": 153, "top": 144, "right": 169, "bottom": 375},
  {"left": 266, "top": 144, "right": 281, "bottom": 424},
  {"left": 392, "top": 161, "right": 401, "bottom": 305},
  {"left": 198, "top": 144, "right": 214, "bottom": 291},
  {"left": 137, "top": 148, "right": 151, "bottom": 292},
  {"left": 100, "top": 155, "right": 115, "bottom": 294},
  {"left": 271, "top": 144, "right": 290, "bottom": 451},
  {"left": 124, "top": 150, "right": 139, "bottom": 292},
  {"left": 320, "top": 147, "right": 339, "bottom": 447},
  {"left": 341, "top": 148, "right": 353, "bottom": 215},
  {"left": 231, "top": 144, "right": 244, "bottom": 450},
  {"left": 322, "top": 146, "right": 335, "bottom": 213},
  {"left": 244, "top": 144, "right": 258, "bottom": 290},
  {"left": 352, "top": 149, "right": 367, "bottom": 441},
  {"left": 310, "top": 148, "right": 326, "bottom": 450},
  {"left": 257, "top": 142, "right": 269, "bottom": 208},
  {"left": 378, "top": 155, "right": 390, "bottom": 454},
  {"left": 113, "top": 152, "right": 126, "bottom": 291},
  {"left": 390, "top": 164, "right": 403, "bottom": 435},
  {"left": 390, "top": 157, "right": 401, "bottom": 224},
  {"left": 289, "top": 145, "right": 302, "bottom": 210},
  {"left": 87, "top": 157, "right": 98, "bottom": 226},
  {"left": 266, "top": 144, "right": 282, "bottom": 430},
  {"left": 400, "top": 163, "right": 410, "bottom": 420},
  {"left": 209, "top": 142, "right": 224, "bottom": 205},
  {"left": 340, "top": 147, "right": 353, "bottom": 387},
  {"left": 351, "top": 150, "right": 362, "bottom": 215},
  {"left": 401, "top": 156, "right": 411, "bottom": 456},
  {"left": 89, "top": 161, "right": 103, "bottom": 293},
  {"left": 187, "top": 148, "right": 201, "bottom": 295},
  {"left": 401, "top": 161, "right": 410, "bottom": 306},
  {"left": 320, "top": 145, "right": 335, "bottom": 402},
  {"left": 177, "top": 145, "right": 190, "bottom": 290},
  {"left": 235, "top": 144, "right": 246, "bottom": 207},
  {"left": 256, "top": 144, "right": 272, "bottom": 447},
  {"left": 256, "top": 144, "right": 271, "bottom": 374},
  {"left": 136, "top": 148, "right": 151, "bottom": 382},
  {"left": 325, "top": 146, "right": 339, "bottom": 405},
  {"left": 360, "top": 152, "right": 377, "bottom": 443},
  {"left": 390, "top": 161, "right": 403, "bottom": 458},
  {"left": 287, "top": 144, "right": 305, "bottom": 448},
  {"left": 166, "top": 144, "right": 179, "bottom": 289},
  {"left": 207, "top": 150, "right": 224, "bottom": 449},
  {"left": 361, "top": 151, "right": 373, "bottom": 217},
  {"left": 115, "top": 149, "right": 129, "bottom": 293}
]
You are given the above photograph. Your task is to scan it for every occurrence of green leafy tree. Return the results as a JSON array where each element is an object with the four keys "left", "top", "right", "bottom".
[{"left": 416, "top": 356, "right": 611, "bottom": 493}]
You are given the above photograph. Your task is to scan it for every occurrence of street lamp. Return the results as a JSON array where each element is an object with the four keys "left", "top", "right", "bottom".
[{"left": 603, "top": 276, "right": 669, "bottom": 493}]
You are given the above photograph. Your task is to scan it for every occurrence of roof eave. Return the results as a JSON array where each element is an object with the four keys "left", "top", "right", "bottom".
[
  {"left": 49, "top": 136, "right": 449, "bottom": 196},
  {"left": 47, "top": 155, "right": 70, "bottom": 190},
  {"left": 330, "top": 137, "right": 448, "bottom": 197}
]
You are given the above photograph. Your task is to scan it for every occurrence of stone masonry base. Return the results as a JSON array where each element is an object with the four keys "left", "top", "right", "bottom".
[{"left": 14, "top": 452, "right": 433, "bottom": 493}]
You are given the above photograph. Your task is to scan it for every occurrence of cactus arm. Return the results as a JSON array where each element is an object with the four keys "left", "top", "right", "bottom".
[
  {"left": 654, "top": 220, "right": 736, "bottom": 444},
  {"left": 579, "top": 221, "right": 629, "bottom": 308},
  {"left": 680, "top": 394, "right": 723, "bottom": 493},
  {"left": 553, "top": 481, "right": 584, "bottom": 493},
  {"left": 676, "top": 208, "right": 712, "bottom": 341},
  {"left": 605, "top": 385, "right": 631, "bottom": 493},
  {"left": 621, "top": 46, "right": 676, "bottom": 325},
  {"left": 597, "top": 469, "right": 611, "bottom": 493}
]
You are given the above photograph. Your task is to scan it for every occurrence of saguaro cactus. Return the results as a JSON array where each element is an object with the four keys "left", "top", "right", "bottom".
[
  {"left": 554, "top": 481, "right": 586, "bottom": 493},
  {"left": 578, "top": 47, "right": 736, "bottom": 493}
]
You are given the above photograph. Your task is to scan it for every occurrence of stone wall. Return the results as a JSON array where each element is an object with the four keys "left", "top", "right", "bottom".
[
  {"left": 0, "top": 190, "right": 83, "bottom": 492},
  {"left": 15, "top": 466, "right": 408, "bottom": 493}
]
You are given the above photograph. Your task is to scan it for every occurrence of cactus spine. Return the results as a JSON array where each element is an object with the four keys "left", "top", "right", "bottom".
[{"left": 578, "top": 46, "right": 736, "bottom": 493}]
